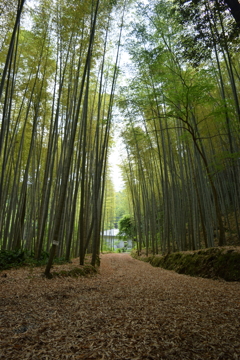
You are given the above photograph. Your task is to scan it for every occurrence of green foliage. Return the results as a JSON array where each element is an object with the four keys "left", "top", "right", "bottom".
[
  {"left": 101, "top": 244, "right": 114, "bottom": 252},
  {"left": 172, "top": 0, "right": 238, "bottom": 66},
  {"left": 115, "top": 190, "right": 130, "bottom": 224},
  {"left": 118, "top": 215, "right": 135, "bottom": 240},
  {"left": 0, "top": 249, "right": 69, "bottom": 271},
  {"left": 133, "top": 248, "right": 240, "bottom": 281},
  {"left": 0, "top": 249, "right": 25, "bottom": 270},
  {"left": 210, "top": 152, "right": 240, "bottom": 173}
]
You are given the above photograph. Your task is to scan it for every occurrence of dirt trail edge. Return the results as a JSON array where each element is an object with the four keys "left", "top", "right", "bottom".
[{"left": 1, "top": 253, "right": 240, "bottom": 360}]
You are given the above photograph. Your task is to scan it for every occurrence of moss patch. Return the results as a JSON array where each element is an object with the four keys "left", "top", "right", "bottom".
[
  {"left": 132, "top": 247, "right": 240, "bottom": 281},
  {"left": 51, "top": 265, "right": 97, "bottom": 278}
]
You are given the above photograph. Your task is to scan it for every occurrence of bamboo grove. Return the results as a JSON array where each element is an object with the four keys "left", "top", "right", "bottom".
[
  {"left": 1, "top": 0, "right": 240, "bottom": 270},
  {"left": 0, "top": 0, "right": 127, "bottom": 272},
  {"left": 119, "top": 0, "right": 240, "bottom": 256}
]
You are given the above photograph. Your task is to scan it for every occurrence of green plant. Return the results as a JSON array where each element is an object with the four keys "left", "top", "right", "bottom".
[
  {"left": 0, "top": 249, "right": 25, "bottom": 270},
  {"left": 0, "top": 249, "right": 70, "bottom": 271}
]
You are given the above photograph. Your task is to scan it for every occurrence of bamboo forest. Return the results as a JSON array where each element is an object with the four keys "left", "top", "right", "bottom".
[
  {"left": 1, "top": 0, "right": 240, "bottom": 273},
  {"left": 1, "top": 1, "right": 240, "bottom": 359}
]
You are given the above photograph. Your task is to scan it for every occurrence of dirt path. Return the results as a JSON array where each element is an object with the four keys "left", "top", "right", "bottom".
[{"left": 1, "top": 253, "right": 240, "bottom": 359}]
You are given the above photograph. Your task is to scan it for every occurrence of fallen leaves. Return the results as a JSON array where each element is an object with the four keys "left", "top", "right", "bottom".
[{"left": 0, "top": 254, "right": 240, "bottom": 359}]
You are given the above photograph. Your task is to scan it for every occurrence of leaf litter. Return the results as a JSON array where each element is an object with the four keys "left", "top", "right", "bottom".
[{"left": 0, "top": 253, "right": 240, "bottom": 359}]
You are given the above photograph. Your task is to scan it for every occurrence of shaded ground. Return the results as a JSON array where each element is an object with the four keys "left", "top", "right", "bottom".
[
  {"left": 133, "top": 246, "right": 240, "bottom": 281},
  {"left": 1, "top": 253, "right": 240, "bottom": 359}
]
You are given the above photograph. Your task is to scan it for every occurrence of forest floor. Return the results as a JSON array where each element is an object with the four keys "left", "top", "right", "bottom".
[{"left": 1, "top": 253, "right": 240, "bottom": 360}]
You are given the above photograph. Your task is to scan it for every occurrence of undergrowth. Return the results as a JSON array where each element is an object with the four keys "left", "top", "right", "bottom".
[
  {"left": 132, "top": 247, "right": 240, "bottom": 281},
  {"left": 0, "top": 249, "right": 69, "bottom": 271},
  {"left": 51, "top": 265, "right": 97, "bottom": 278}
]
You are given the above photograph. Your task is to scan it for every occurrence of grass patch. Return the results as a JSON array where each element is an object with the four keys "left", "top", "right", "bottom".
[{"left": 132, "top": 247, "right": 240, "bottom": 281}]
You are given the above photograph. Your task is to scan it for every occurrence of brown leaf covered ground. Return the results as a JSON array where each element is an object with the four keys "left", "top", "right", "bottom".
[{"left": 1, "top": 253, "right": 240, "bottom": 360}]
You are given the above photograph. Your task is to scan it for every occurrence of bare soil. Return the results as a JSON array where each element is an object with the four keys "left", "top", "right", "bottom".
[{"left": 1, "top": 253, "right": 240, "bottom": 359}]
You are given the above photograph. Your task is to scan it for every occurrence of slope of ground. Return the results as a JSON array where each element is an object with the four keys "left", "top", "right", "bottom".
[
  {"left": 0, "top": 253, "right": 240, "bottom": 359},
  {"left": 132, "top": 246, "right": 240, "bottom": 281}
]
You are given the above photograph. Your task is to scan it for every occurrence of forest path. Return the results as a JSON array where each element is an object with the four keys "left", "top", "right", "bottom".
[{"left": 1, "top": 253, "right": 240, "bottom": 359}]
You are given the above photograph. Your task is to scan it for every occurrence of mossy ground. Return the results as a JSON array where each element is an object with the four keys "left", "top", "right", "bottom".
[
  {"left": 132, "top": 247, "right": 240, "bottom": 281},
  {"left": 51, "top": 265, "right": 98, "bottom": 278}
]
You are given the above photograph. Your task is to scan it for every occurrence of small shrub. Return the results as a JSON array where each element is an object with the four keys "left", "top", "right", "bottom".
[{"left": 0, "top": 249, "right": 25, "bottom": 270}]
